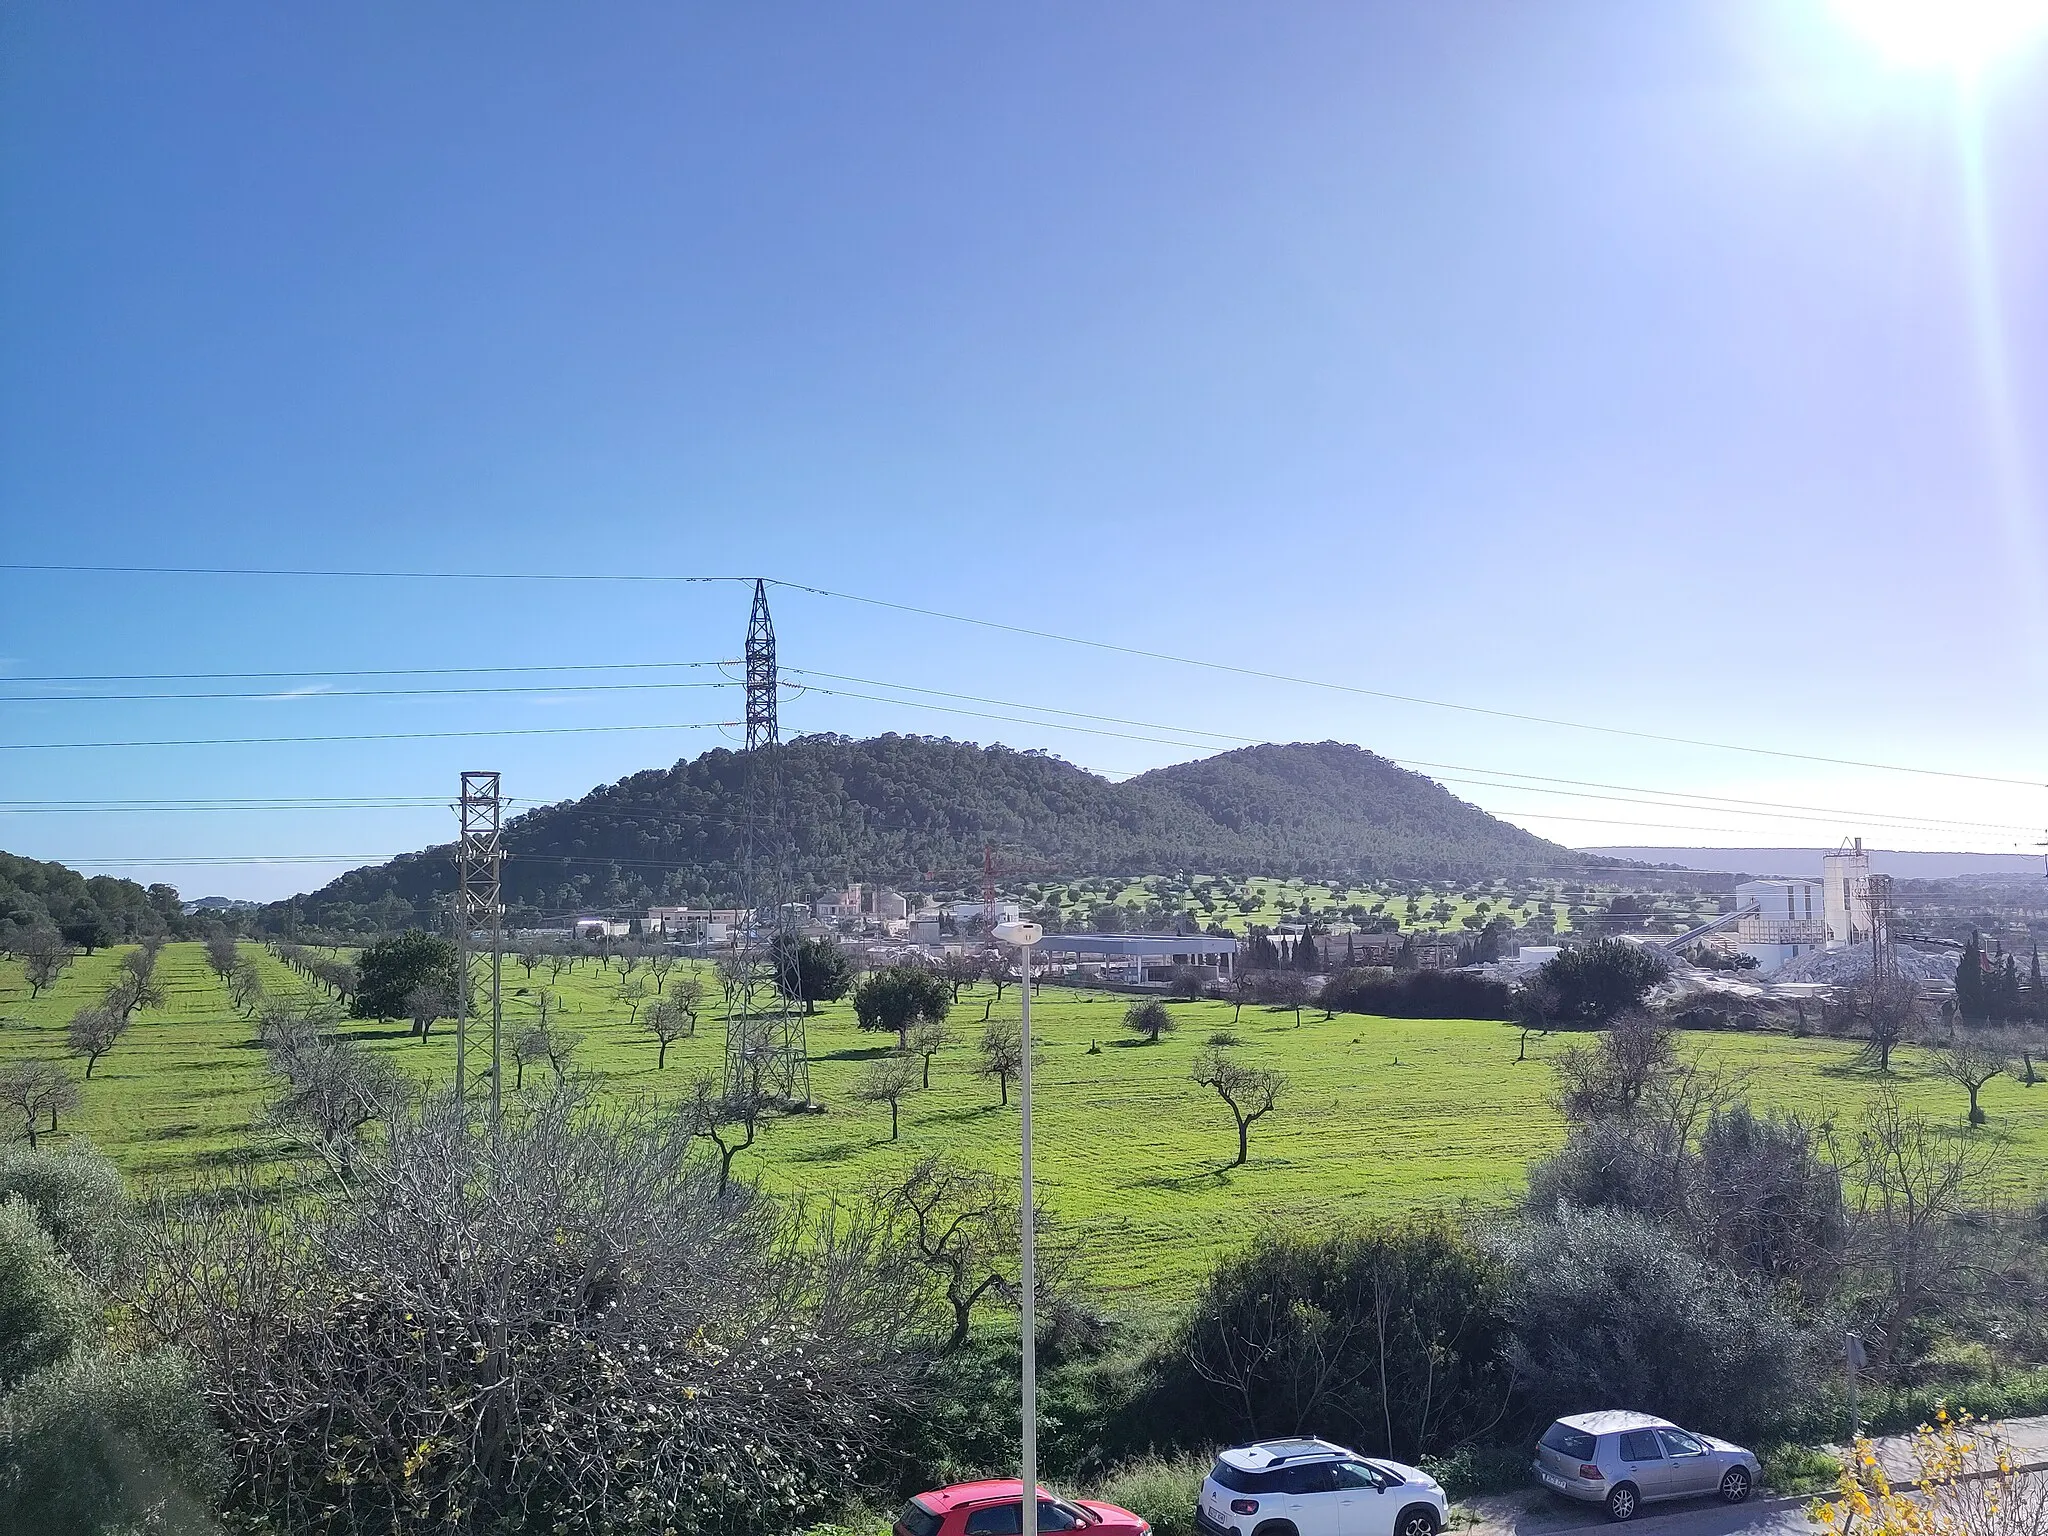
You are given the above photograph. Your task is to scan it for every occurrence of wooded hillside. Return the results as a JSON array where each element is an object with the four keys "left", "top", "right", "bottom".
[{"left": 262, "top": 736, "right": 1574, "bottom": 934}]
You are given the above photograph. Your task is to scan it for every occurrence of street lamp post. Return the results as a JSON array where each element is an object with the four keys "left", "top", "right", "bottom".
[{"left": 994, "top": 919, "right": 1044, "bottom": 1536}]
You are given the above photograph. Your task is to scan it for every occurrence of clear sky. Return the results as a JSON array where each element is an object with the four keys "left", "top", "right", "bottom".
[{"left": 3, "top": 2, "right": 2046, "bottom": 900}]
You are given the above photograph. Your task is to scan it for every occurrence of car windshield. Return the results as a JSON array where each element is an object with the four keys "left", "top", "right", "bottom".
[
  {"left": 896, "top": 1500, "right": 944, "bottom": 1536},
  {"left": 1540, "top": 1422, "right": 1597, "bottom": 1461}
]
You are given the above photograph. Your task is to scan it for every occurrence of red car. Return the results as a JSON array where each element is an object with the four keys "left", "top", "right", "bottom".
[{"left": 893, "top": 1479, "right": 1152, "bottom": 1536}]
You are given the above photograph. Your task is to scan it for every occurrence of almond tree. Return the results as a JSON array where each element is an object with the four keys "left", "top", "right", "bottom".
[
  {"left": 0, "top": 1058, "right": 83, "bottom": 1147},
  {"left": 67, "top": 1004, "right": 130, "bottom": 1078},
  {"left": 1191, "top": 1048, "right": 1287, "bottom": 1167},
  {"left": 20, "top": 931, "right": 74, "bottom": 999},
  {"left": 975, "top": 1018, "right": 1027, "bottom": 1106},
  {"left": 907, "top": 1018, "right": 952, "bottom": 1089},
  {"left": 616, "top": 976, "right": 649, "bottom": 1026},
  {"left": 648, "top": 951, "right": 676, "bottom": 993},
  {"left": 852, "top": 1053, "right": 918, "bottom": 1140},
  {"left": 645, "top": 996, "right": 692, "bottom": 1069}
]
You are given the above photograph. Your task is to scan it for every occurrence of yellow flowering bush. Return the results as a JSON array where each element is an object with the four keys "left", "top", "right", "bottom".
[{"left": 1813, "top": 1409, "right": 2048, "bottom": 1536}]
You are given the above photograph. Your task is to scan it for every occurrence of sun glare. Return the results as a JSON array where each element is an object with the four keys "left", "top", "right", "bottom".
[{"left": 1830, "top": 0, "right": 2048, "bottom": 71}]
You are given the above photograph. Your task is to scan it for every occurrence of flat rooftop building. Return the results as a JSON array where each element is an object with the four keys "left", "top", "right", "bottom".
[{"left": 1036, "top": 932, "right": 1239, "bottom": 982}]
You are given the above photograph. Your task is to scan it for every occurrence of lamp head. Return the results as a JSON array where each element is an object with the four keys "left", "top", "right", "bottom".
[{"left": 993, "top": 920, "right": 1043, "bottom": 948}]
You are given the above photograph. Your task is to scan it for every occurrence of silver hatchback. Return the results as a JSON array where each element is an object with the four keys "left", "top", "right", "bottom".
[{"left": 1531, "top": 1411, "right": 1759, "bottom": 1522}]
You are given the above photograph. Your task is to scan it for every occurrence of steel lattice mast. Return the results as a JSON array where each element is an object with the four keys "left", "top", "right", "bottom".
[
  {"left": 454, "top": 771, "right": 506, "bottom": 1133},
  {"left": 724, "top": 580, "right": 811, "bottom": 1106}
]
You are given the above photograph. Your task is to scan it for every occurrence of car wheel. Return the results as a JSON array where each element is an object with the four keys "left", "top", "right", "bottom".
[
  {"left": 1605, "top": 1483, "right": 1640, "bottom": 1522},
  {"left": 1720, "top": 1467, "right": 1753, "bottom": 1504},
  {"left": 1250, "top": 1523, "right": 1298, "bottom": 1536},
  {"left": 1396, "top": 1504, "right": 1440, "bottom": 1536}
]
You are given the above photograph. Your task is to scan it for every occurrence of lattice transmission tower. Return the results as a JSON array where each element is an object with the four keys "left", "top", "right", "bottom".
[
  {"left": 723, "top": 579, "right": 812, "bottom": 1106},
  {"left": 454, "top": 771, "right": 506, "bottom": 1132},
  {"left": 1867, "top": 872, "right": 1898, "bottom": 994}
]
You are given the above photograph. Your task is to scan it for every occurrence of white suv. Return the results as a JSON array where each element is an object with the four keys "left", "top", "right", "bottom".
[{"left": 1195, "top": 1437, "right": 1447, "bottom": 1536}]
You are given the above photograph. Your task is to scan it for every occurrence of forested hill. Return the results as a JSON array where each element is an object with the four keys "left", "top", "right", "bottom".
[
  {"left": 261, "top": 736, "right": 1574, "bottom": 934},
  {"left": 0, "top": 851, "right": 190, "bottom": 946}
]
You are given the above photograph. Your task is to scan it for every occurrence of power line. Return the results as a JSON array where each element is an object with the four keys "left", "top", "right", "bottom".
[
  {"left": 0, "top": 720, "right": 736, "bottom": 751},
  {"left": 783, "top": 672, "right": 2040, "bottom": 836},
  {"left": 773, "top": 581, "right": 2046, "bottom": 789},
  {"left": 1, "top": 660, "right": 735, "bottom": 684},
  {"left": 0, "top": 562, "right": 751, "bottom": 585},
  {"left": 7, "top": 560, "right": 2034, "bottom": 788},
  {"left": 2, "top": 678, "right": 738, "bottom": 704}
]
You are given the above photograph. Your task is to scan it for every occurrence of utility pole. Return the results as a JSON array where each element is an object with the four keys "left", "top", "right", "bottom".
[
  {"left": 725, "top": 580, "right": 811, "bottom": 1106},
  {"left": 455, "top": 772, "right": 505, "bottom": 1134}
]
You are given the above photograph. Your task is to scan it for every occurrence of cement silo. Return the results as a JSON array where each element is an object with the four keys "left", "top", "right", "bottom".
[{"left": 1822, "top": 837, "right": 1871, "bottom": 948}]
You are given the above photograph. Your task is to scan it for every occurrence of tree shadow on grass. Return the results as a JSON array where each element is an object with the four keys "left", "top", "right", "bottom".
[
  {"left": 783, "top": 1139, "right": 868, "bottom": 1163},
  {"left": 1129, "top": 1167, "right": 1239, "bottom": 1192},
  {"left": 818, "top": 1044, "right": 897, "bottom": 1062},
  {"left": 918, "top": 1104, "right": 1006, "bottom": 1125}
]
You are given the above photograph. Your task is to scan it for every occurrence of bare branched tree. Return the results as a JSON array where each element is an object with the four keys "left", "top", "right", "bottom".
[
  {"left": 1847, "top": 1087, "right": 2003, "bottom": 1363},
  {"left": 615, "top": 976, "right": 649, "bottom": 1026},
  {"left": 648, "top": 950, "right": 676, "bottom": 994},
  {"left": 907, "top": 1018, "right": 952, "bottom": 1089},
  {"left": 1931, "top": 1032, "right": 2013, "bottom": 1125},
  {"left": 0, "top": 1059, "right": 82, "bottom": 1147},
  {"left": 682, "top": 1067, "right": 769, "bottom": 1196},
  {"left": 266, "top": 1030, "right": 406, "bottom": 1176},
  {"left": 974, "top": 1018, "right": 1029, "bottom": 1107},
  {"left": 66, "top": 1004, "right": 129, "bottom": 1078},
  {"left": 885, "top": 1153, "right": 1076, "bottom": 1354},
  {"left": 19, "top": 929, "right": 75, "bottom": 999},
  {"left": 644, "top": 996, "right": 691, "bottom": 1068},
  {"left": 1190, "top": 1049, "right": 1287, "bottom": 1167},
  {"left": 403, "top": 981, "right": 452, "bottom": 1040},
  {"left": 1853, "top": 974, "right": 1925, "bottom": 1073},
  {"left": 852, "top": 1053, "right": 918, "bottom": 1141}
]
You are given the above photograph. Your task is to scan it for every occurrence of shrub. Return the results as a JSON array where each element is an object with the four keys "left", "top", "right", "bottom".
[
  {"left": 0, "top": 1347, "right": 227, "bottom": 1536},
  {"left": 0, "top": 1198, "right": 91, "bottom": 1395},
  {"left": 1536, "top": 939, "right": 1669, "bottom": 1025},
  {"left": 1151, "top": 1217, "right": 1512, "bottom": 1462},
  {"left": 1492, "top": 1206, "right": 1820, "bottom": 1440},
  {"left": 1084, "top": 1453, "right": 1207, "bottom": 1536},
  {"left": 1320, "top": 968, "right": 1514, "bottom": 1020},
  {"left": 0, "top": 1139, "right": 141, "bottom": 1292}
]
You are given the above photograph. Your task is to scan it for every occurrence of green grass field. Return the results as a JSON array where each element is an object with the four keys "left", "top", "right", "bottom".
[{"left": 5, "top": 942, "right": 2046, "bottom": 1306}]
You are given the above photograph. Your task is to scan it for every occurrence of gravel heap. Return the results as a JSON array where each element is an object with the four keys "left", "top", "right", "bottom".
[{"left": 1771, "top": 944, "right": 1956, "bottom": 987}]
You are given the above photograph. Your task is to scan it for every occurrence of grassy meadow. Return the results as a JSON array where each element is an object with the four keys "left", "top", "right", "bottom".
[{"left": 5, "top": 941, "right": 2048, "bottom": 1306}]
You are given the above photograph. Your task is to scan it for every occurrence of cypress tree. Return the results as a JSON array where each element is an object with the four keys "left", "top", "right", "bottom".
[
  {"left": 2031, "top": 945, "right": 2043, "bottom": 1022},
  {"left": 1956, "top": 931, "right": 1984, "bottom": 1020},
  {"left": 1297, "top": 933, "right": 1320, "bottom": 972}
]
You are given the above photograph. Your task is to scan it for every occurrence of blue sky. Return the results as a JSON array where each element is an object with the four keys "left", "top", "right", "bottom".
[{"left": 3, "top": 2, "right": 2046, "bottom": 900}]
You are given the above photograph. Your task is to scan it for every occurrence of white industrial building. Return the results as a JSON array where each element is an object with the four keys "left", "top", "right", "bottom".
[{"left": 1732, "top": 878, "right": 1827, "bottom": 972}]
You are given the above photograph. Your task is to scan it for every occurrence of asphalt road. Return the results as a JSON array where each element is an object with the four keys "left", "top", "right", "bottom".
[{"left": 1461, "top": 1487, "right": 1821, "bottom": 1536}]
